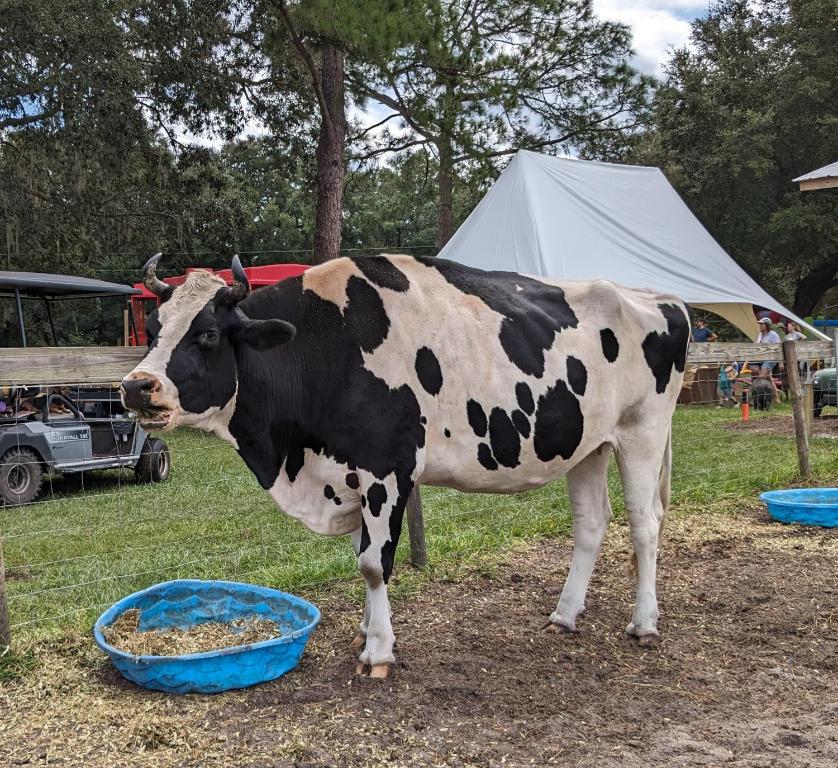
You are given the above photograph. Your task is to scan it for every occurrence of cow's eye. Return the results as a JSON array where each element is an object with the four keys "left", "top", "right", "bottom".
[{"left": 198, "top": 329, "right": 218, "bottom": 349}]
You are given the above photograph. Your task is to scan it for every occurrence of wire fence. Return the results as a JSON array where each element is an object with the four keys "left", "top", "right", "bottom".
[{"left": 0, "top": 342, "right": 836, "bottom": 647}]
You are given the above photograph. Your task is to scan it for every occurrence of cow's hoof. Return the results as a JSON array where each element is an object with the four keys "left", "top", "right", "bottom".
[
  {"left": 354, "top": 662, "right": 391, "bottom": 679},
  {"left": 350, "top": 633, "right": 366, "bottom": 650},
  {"left": 626, "top": 622, "right": 659, "bottom": 647},
  {"left": 369, "top": 663, "right": 391, "bottom": 679},
  {"left": 544, "top": 621, "right": 575, "bottom": 634}
]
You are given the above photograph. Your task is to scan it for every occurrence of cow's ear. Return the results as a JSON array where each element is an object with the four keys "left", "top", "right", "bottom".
[{"left": 231, "top": 317, "right": 296, "bottom": 350}]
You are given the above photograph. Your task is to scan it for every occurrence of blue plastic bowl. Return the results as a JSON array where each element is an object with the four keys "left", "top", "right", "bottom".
[
  {"left": 760, "top": 488, "right": 838, "bottom": 528},
  {"left": 93, "top": 579, "right": 320, "bottom": 694}
]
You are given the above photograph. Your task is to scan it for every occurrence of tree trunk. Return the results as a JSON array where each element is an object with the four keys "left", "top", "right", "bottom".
[
  {"left": 437, "top": 138, "right": 454, "bottom": 249},
  {"left": 312, "top": 42, "right": 346, "bottom": 264},
  {"left": 792, "top": 260, "right": 838, "bottom": 317}
]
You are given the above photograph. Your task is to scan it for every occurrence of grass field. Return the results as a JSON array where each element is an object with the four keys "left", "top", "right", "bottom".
[{"left": 2, "top": 403, "right": 836, "bottom": 656}]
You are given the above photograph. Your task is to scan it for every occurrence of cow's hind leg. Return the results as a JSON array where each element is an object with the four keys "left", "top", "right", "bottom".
[
  {"left": 615, "top": 433, "right": 668, "bottom": 645},
  {"left": 548, "top": 444, "right": 612, "bottom": 633}
]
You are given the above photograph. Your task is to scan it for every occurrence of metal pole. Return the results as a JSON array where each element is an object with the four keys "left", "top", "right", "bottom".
[
  {"left": 14, "top": 288, "right": 26, "bottom": 347},
  {"left": 44, "top": 298, "right": 57, "bottom": 345}
]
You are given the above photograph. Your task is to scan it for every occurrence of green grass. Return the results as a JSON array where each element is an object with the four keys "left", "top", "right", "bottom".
[{"left": 2, "top": 403, "right": 836, "bottom": 651}]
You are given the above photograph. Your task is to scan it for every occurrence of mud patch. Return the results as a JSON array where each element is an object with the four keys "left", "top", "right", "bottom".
[{"left": 2, "top": 509, "right": 837, "bottom": 767}]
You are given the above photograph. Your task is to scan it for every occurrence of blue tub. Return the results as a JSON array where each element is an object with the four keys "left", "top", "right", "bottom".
[
  {"left": 93, "top": 579, "right": 320, "bottom": 694},
  {"left": 760, "top": 488, "right": 838, "bottom": 528}
]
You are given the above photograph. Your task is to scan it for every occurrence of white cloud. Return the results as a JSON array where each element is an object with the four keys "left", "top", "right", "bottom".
[{"left": 594, "top": 0, "right": 698, "bottom": 77}]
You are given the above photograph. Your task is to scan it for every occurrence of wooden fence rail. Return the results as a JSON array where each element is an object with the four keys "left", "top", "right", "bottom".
[{"left": 1, "top": 341, "right": 834, "bottom": 387}]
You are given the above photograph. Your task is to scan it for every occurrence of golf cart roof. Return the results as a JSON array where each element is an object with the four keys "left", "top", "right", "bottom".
[{"left": 0, "top": 271, "right": 141, "bottom": 300}]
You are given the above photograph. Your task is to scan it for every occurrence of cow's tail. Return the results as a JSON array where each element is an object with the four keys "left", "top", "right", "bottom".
[{"left": 629, "top": 427, "right": 672, "bottom": 575}]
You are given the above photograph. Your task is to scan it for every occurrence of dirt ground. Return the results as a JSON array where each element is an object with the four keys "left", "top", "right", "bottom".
[
  {"left": 2, "top": 506, "right": 837, "bottom": 768},
  {"left": 726, "top": 412, "right": 838, "bottom": 438}
]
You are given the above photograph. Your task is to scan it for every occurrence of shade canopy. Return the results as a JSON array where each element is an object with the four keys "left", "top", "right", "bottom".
[
  {"left": 440, "top": 151, "right": 827, "bottom": 340},
  {"left": 0, "top": 271, "right": 140, "bottom": 300}
]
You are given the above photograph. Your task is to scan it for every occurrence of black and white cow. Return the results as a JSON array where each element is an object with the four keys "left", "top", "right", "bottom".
[{"left": 122, "top": 253, "right": 689, "bottom": 678}]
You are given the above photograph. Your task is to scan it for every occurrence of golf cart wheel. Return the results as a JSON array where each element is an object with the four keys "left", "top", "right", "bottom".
[
  {"left": 135, "top": 437, "right": 171, "bottom": 484},
  {"left": 0, "top": 447, "right": 44, "bottom": 506}
]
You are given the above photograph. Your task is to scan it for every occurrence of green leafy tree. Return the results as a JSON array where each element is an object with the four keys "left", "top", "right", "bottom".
[
  {"left": 264, "top": 0, "right": 426, "bottom": 263},
  {"left": 644, "top": 0, "right": 838, "bottom": 316},
  {"left": 347, "top": 0, "right": 652, "bottom": 246}
]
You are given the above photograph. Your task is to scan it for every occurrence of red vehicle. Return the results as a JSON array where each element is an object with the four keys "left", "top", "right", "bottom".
[{"left": 129, "top": 263, "right": 309, "bottom": 346}]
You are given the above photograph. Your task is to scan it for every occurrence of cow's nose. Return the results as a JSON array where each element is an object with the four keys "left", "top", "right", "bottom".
[{"left": 121, "top": 373, "right": 161, "bottom": 409}]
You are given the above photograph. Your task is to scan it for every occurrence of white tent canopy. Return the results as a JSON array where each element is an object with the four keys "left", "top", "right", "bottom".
[{"left": 440, "top": 150, "right": 827, "bottom": 340}]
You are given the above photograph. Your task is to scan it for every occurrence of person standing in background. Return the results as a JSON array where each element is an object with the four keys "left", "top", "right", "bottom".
[
  {"left": 691, "top": 317, "right": 718, "bottom": 342},
  {"left": 784, "top": 321, "right": 805, "bottom": 341}
]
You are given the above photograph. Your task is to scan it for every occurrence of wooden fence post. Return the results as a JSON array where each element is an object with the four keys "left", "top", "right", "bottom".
[
  {"left": 783, "top": 339, "right": 811, "bottom": 478},
  {"left": 406, "top": 487, "right": 427, "bottom": 568},
  {"left": 0, "top": 537, "right": 10, "bottom": 650}
]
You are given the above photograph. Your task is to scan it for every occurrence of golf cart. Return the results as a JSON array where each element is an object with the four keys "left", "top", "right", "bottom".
[{"left": 0, "top": 271, "right": 170, "bottom": 505}]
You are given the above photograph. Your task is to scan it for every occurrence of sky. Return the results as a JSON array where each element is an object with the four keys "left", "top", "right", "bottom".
[{"left": 595, "top": 0, "right": 704, "bottom": 77}]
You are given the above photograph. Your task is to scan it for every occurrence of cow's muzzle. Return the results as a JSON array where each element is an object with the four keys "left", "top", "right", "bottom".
[{"left": 121, "top": 373, "right": 175, "bottom": 429}]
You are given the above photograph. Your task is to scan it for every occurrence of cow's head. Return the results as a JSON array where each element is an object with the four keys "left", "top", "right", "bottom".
[{"left": 121, "top": 254, "right": 295, "bottom": 431}]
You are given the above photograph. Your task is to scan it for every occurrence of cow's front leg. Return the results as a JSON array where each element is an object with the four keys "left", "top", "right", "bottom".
[
  {"left": 350, "top": 526, "right": 371, "bottom": 650},
  {"left": 354, "top": 475, "right": 408, "bottom": 678}
]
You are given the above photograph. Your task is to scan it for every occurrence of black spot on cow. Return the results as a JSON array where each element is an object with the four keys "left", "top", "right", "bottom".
[
  {"left": 489, "top": 408, "right": 521, "bottom": 468},
  {"left": 642, "top": 303, "right": 689, "bottom": 394},
  {"left": 416, "top": 257, "right": 578, "bottom": 376},
  {"left": 444, "top": 428, "right": 451, "bottom": 438},
  {"left": 511, "top": 409, "right": 530, "bottom": 438},
  {"left": 367, "top": 483, "right": 388, "bottom": 517},
  {"left": 226, "top": 275, "right": 425, "bottom": 585},
  {"left": 415, "top": 346, "right": 443, "bottom": 396},
  {"left": 533, "top": 379, "right": 584, "bottom": 462},
  {"left": 345, "top": 472, "right": 360, "bottom": 489},
  {"left": 283, "top": 442, "right": 306, "bottom": 484},
  {"left": 420, "top": 415, "right": 427, "bottom": 425},
  {"left": 333, "top": 496, "right": 342, "bottom": 505},
  {"left": 361, "top": 494, "right": 367, "bottom": 507},
  {"left": 566, "top": 356, "right": 588, "bottom": 396},
  {"left": 516, "top": 382, "right": 535, "bottom": 415},
  {"left": 600, "top": 329, "right": 619, "bottom": 362},
  {"left": 467, "top": 399, "right": 488, "bottom": 437},
  {"left": 359, "top": 519, "right": 371, "bottom": 554},
  {"left": 344, "top": 276, "right": 390, "bottom": 352},
  {"left": 161, "top": 304, "right": 238, "bottom": 418},
  {"left": 144, "top": 314, "right": 162, "bottom": 352},
  {"left": 323, "top": 484, "right": 335, "bottom": 499},
  {"left": 379, "top": 474, "right": 413, "bottom": 583},
  {"left": 353, "top": 256, "right": 410, "bottom": 292},
  {"left": 477, "top": 443, "right": 498, "bottom": 470}
]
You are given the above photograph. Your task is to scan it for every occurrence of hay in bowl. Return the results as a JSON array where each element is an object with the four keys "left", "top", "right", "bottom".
[
  {"left": 103, "top": 608, "right": 287, "bottom": 657},
  {"left": 94, "top": 579, "right": 321, "bottom": 694}
]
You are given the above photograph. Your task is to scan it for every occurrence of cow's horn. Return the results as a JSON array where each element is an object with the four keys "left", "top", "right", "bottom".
[
  {"left": 217, "top": 254, "right": 250, "bottom": 306},
  {"left": 142, "top": 253, "right": 174, "bottom": 302},
  {"left": 231, "top": 254, "right": 250, "bottom": 299}
]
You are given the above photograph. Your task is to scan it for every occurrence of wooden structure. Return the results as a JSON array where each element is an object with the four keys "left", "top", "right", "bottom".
[{"left": 793, "top": 160, "right": 838, "bottom": 192}]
